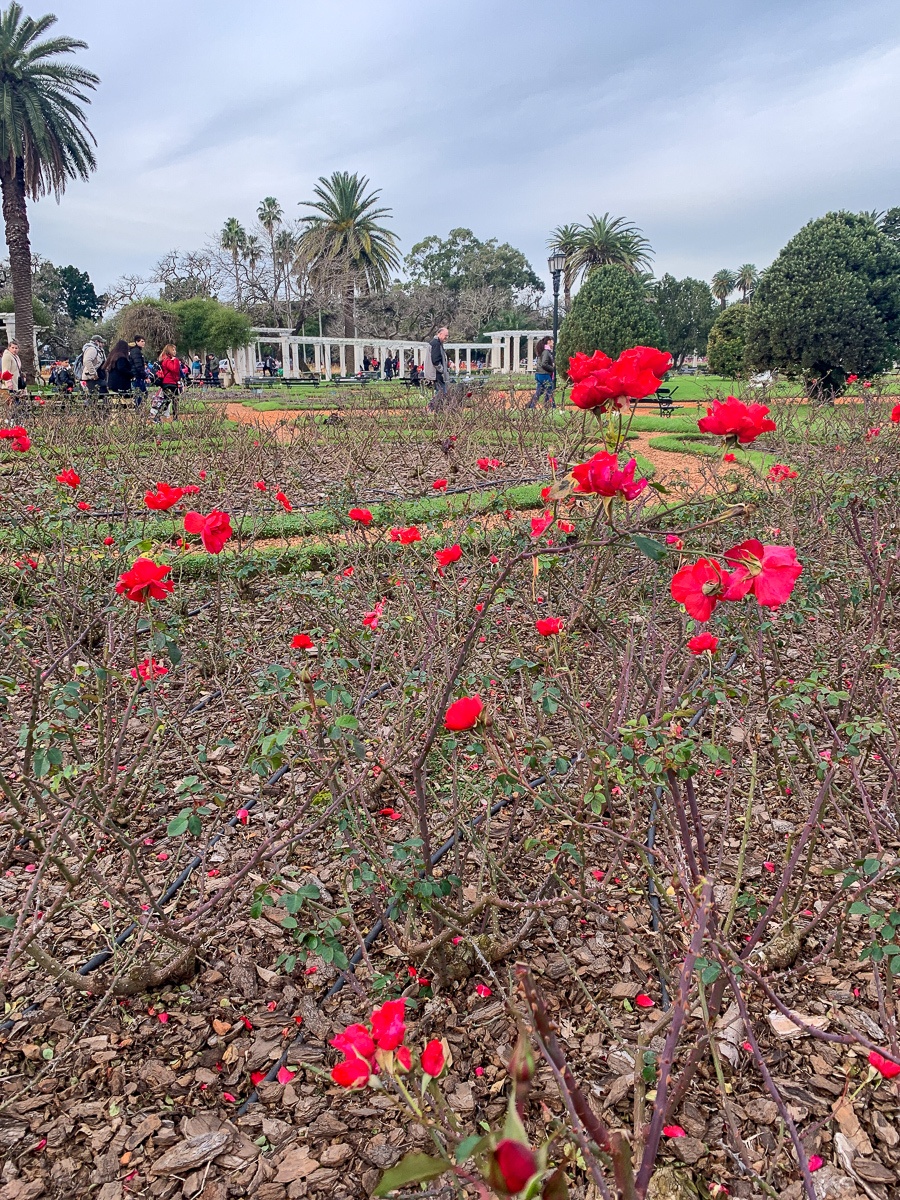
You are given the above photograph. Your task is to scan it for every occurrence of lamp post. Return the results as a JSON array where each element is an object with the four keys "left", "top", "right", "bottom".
[
  {"left": 547, "top": 251, "right": 566, "bottom": 393},
  {"left": 547, "top": 251, "right": 565, "bottom": 351}
]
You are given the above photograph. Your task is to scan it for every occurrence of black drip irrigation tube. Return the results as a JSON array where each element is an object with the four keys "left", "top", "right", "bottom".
[{"left": 645, "top": 650, "right": 739, "bottom": 1012}]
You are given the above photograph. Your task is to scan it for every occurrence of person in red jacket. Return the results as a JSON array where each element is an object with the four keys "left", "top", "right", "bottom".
[{"left": 151, "top": 344, "right": 182, "bottom": 422}]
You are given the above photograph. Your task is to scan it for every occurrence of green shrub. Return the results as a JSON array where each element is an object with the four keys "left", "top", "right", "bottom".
[
  {"left": 557, "top": 265, "right": 662, "bottom": 372},
  {"left": 707, "top": 304, "right": 750, "bottom": 378}
]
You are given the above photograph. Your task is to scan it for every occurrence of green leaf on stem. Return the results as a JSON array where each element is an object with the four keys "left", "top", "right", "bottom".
[
  {"left": 373, "top": 1153, "right": 449, "bottom": 1196},
  {"left": 455, "top": 1134, "right": 487, "bottom": 1163},
  {"left": 630, "top": 534, "right": 667, "bottom": 562}
]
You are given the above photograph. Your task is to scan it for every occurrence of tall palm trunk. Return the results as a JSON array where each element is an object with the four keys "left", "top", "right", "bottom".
[
  {"left": 343, "top": 274, "right": 355, "bottom": 374},
  {"left": 0, "top": 159, "right": 36, "bottom": 382},
  {"left": 231, "top": 250, "right": 241, "bottom": 307}
]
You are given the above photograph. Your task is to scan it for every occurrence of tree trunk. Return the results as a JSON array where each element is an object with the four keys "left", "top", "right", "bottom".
[
  {"left": 0, "top": 158, "right": 36, "bottom": 382},
  {"left": 343, "top": 276, "right": 355, "bottom": 374},
  {"left": 232, "top": 251, "right": 241, "bottom": 308}
]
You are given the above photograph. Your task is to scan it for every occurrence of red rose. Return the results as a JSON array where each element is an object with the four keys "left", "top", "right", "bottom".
[
  {"left": 697, "top": 396, "right": 776, "bottom": 444},
  {"left": 144, "top": 482, "right": 184, "bottom": 511},
  {"left": 130, "top": 657, "right": 169, "bottom": 681},
  {"left": 432, "top": 479, "right": 448, "bottom": 490},
  {"left": 330, "top": 1057, "right": 371, "bottom": 1088},
  {"left": 349, "top": 507, "right": 373, "bottom": 524},
  {"left": 688, "top": 632, "right": 718, "bottom": 654},
  {"left": 370, "top": 998, "right": 406, "bottom": 1051},
  {"left": 618, "top": 345, "right": 673, "bottom": 378},
  {"left": 390, "top": 525, "right": 421, "bottom": 544},
  {"left": 869, "top": 1051, "right": 900, "bottom": 1079},
  {"left": 892, "top": 404, "right": 900, "bottom": 423},
  {"left": 572, "top": 451, "right": 648, "bottom": 500},
  {"left": 492, "top": 1140, "right": 538, "bottom": 1194},
  {"left": 670, "top": 558, "right": 731, "bottom": 622},
  {"left": 0, "top": 425, "right": 30, "bottom": 452},
  {"left": 723, "top": 540, "right": 803, "bottom": 608},
  {"left": 56, "top": 468, "right": 80, "bottom": 488},
  {"left": 444, "top": 695, "right": 483, "bottom": 731},
  {"left": 421, "top": 1039, "right": 445, "bottom": 1077},
  {"left": 183, "top": 510, "right": 233, "bottom": 554},
  {"left": 567, "top": 349, "right": 612, "bottom": 382},
  {"left": 115, "top": 558, "right": 174, "bottom": 603},
  {"left": 291, "top": 633, "right": 314, "bottom": 650},
  {"left": 275, "top": 490, "right": 292, "bottom": 512},
  {"left": 254, "top": 480, "right": 267, "bottom": 491},
  {"left": 535, "top": 617, "right": 563, "bottom": 636},
  {"left": 435, "top": 543, "right": 462, "bottom": 568}
]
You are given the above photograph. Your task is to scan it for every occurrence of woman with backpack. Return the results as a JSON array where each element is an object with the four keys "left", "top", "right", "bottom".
[{"left": 526, "top": 336, "right": 555, "bottom": 410}]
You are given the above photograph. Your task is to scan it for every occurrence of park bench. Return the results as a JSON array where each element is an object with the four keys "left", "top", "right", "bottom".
[
  {"left": 632, "top": 386, "right": 677, "bottom": 417},
  {"left": 242, "top": 375, "right": 320, "bottom": 389}
]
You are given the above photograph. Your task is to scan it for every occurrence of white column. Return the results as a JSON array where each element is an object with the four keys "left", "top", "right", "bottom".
[
  {"left": 324, "top": 344, "right": 332, "bottom": 380},
  {"left": 339, "top": 343, "right": 346, "bottom": 376}
]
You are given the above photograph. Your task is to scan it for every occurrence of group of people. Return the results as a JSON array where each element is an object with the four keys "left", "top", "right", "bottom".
[{"left": 361, "top": 352, "right": 401, "bottom": 380}]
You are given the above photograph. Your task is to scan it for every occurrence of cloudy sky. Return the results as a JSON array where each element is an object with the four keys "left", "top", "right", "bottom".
[{"left": 26, "top": 0, "right": 900, "bottom": 294}]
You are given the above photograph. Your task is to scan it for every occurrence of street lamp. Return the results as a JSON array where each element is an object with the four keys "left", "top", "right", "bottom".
[{"left": 547, "top": 251, "right": 566, "bottom": 353}]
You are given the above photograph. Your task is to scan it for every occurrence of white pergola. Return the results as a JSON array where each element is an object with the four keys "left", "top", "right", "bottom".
[{"left": 231, "top": 327, "right": 553, "bottom": 382}]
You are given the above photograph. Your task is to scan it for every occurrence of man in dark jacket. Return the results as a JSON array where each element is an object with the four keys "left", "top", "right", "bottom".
[
  {"left": 527, "top": 337, "right": 556, "bottom": 409},
  {"left": 424, "top": 326, "right": 449, "bottom": 411},
  {"left": 129, "top": 337, "right": 147, "bottom": 405}
]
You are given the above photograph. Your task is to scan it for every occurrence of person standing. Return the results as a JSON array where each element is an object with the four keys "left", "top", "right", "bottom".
[
  {"left": 190, "top": 354, "right": 202, "bottom": 382},
  {"left": 129, "top": 336, "right": 147, "bottom": 406},
  {"left": 80, "top": 335, "right": 105, "bottom": 398},
  {"left": 424, "top": 326, "right": 450, "bottom": 411},
  {"left": 384, "top": 354, "right": 394, "bottom": 380},
  {"left": 1, "top": 340, "right": 22, "bottom": 398},
  {"left": 151, "top": 344, "right": 182, "bottom": 422},
  {"left": 527, "top": 337, "right": 556, "bottom": 409},
  {"left": 104, "top": 339, "right": 133, "bottom": 396}
]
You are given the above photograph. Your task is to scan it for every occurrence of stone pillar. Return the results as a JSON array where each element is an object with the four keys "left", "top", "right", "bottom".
[{"left": 338, "top": 343, "right": 346, "bottom": 376}]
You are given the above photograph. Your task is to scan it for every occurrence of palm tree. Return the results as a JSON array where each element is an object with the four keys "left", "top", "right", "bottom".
[
  {"left": 711, "top": 269, "right": 737, "bottom": 309},
  {"left": 274, "top": 227, "right": 298, "bottom": 327},
  {"left": 0, "top": 4, "right": 98, "bottom": 380},
  {"left": 735, "top": 263, "right": 759, "bottom": 303},
  {"left": 548, "top": 223, "right": 581, "bottom": 311},
  {"left": 298, "top": 171, "right": 400, "bottom": 371},
  {"left": 573, "top": 213, "right": 653, "bottom": 279},
  {"left": 220, "top": 217, "right": 246, "bottom": 306},
  {"left": 257, "top": 196, "right": 283, "bottom": 320}
]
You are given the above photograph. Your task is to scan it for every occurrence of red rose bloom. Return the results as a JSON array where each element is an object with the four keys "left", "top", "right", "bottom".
[
  {"left": 421, "top": 1040, "right": 445, "bottom": 1077},
  {"left": 892, "top": 404, "right": 900, "bottom": 423},
  {"left": 670, "top": 558, "right": 731, "bottom": 622},
  {"left": 184, "top": 510, "right": 233, "bottom": 554},
  {"left": 291, "top": 633, "right": 314, "bottom": 650},
  {"left": 390, "top": 525, "right": 421, "bottom": 544},
  {"left": 697, "top": 397, "right": 776, "bottom": 444},
  {"left": 723, "top": 540, "right": 803, "bottom": 608},
  {"left": 432, "top": 479, "right": 448, "bottom": 490},
  {"left": 618, "top": 345, "right": 673, "bottom": 378},
  {"left": 567, "top": 349, "right": 613, "bottom": 382},
  {"left": 492, "top": 1140, "right": 538, "bottom": 1194},
  {"left": 0, "top": 425, "right": 30, "bottom": 452},
  {"left": 56, "top": 468, "right": 80, "bottom": 488},
  {"left": 370, "top": 998, "right": 406, "bottom": 1051},
  {"left": 144, "top": 482, "right": 184, "bottom": 511},
  {"left": 275, "top": 490, "right": 292, "bottom": 512},
  {"left": 869, "top": 1051, "right": 900, "bottom": 1079},
  {"left": 688, "top": 632, "right": 719, "bottom": 654},
  {"left": 435, "top": 543, "right": 462, "bottom": 568},
  {"left": 331, "top": 1057, "right": 372, "bottom": 1088},
  {"left": 477, "top": 457, "right": 500, "bottom": 471},
  {"left": 349, "top": 507, "right": 373, "bottom": 524},
  {"left": 530, "top": 511, "right": 554, "bottom": 538},
  {"left": 444, "top": 695, "right": 483, "bottom": 731},
  {"left": 535, "top": 617, "right": 563, "bottom": 636},
  {"left": 254, "top": 480, "right": 267, "bottom": 491},
  {"left": 572, "top": 451, "right": 648, "bottom": 500},
  {"left": 115, "top": 558, "right": 174, "bottom": 603},
  {"left": 130, "top": 656, "right": 169, "bottom": 681}
]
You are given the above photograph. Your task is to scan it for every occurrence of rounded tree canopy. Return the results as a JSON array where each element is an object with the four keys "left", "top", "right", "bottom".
[
  {"left": 707, "top": 303, "right": 751, "bottom": 379},
  {"left": 556, "top": 264, "right": 662, "bottom": 371},
  {"left": 746, "top": 211, "right": 900, "bottom": 394},
  {"left": 116, "top": 299, "right": 180, "bottom": 357}
]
